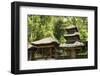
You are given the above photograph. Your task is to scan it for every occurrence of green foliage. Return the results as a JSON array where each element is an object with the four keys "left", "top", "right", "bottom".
[
  {"left": 28, "top": 15, "right": 88, "bottom": 43},
  {"left": 53, "top": 18, "right": 65, "bottom": 43}
]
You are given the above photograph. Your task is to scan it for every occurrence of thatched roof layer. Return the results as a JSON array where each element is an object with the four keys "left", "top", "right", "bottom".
[
  {"left": 66, "top": 25, "right": 77, "bottom": 29},
  {"left": 28, "top": 44, "right": 33, "bottom": 49},
  {"left": 60, "top": 25, "right": 77, "bottom": 30},
  {"left": 64, "top": 32, "right": 79, "bottom": 37},
  {"left": 31, "top": 37, "right": 59, "bottom": 45},
  {"left": 59, "top": 41, "right": 84, "bottom": 48}
]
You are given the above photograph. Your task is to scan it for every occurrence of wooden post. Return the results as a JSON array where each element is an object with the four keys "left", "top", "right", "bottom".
[
  {"left": 29, "top": 51, "right": 32, "bottom": 60},
  {"left": 54, "top": 47, "right": 58, "bottom": 59},
  {"left": 50, "top": 48, "right": 52, "bottom": 58},
  {"left": 42, "top": 48, "right": 44, "bottom": 59},
  {"left": 34, "top": 48, "right": 38, "bottom": 59}
]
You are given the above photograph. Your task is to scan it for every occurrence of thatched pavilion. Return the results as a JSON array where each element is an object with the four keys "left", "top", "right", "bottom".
[{"left": 28, "top": 37, "right": 59, "bottom": 60}]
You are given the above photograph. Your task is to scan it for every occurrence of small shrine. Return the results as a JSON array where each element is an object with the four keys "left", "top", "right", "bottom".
[
  {"left": 28, "top": 37, "right": 59, "bottom": 60},
  {"left": 60, "top": 25, "right": 84, "bottom": 58}
]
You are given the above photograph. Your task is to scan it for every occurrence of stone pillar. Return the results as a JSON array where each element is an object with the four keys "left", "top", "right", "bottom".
[{"left": 70, "top": 49, "right": 76, "bottom": 58}]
